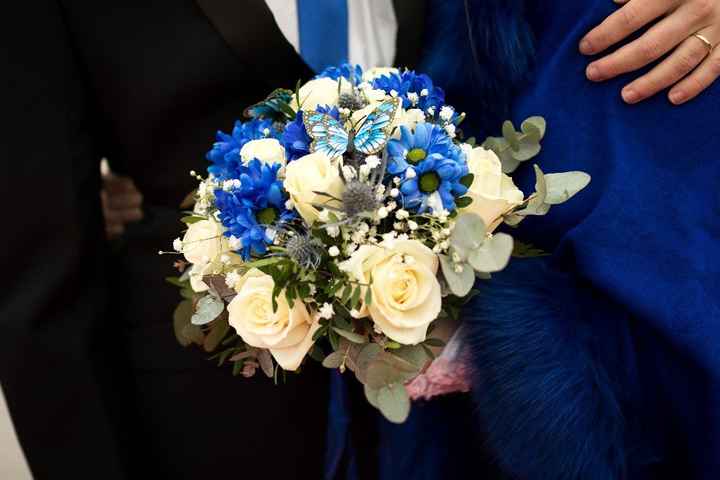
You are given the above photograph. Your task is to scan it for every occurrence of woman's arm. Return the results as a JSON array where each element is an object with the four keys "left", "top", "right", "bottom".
[{"left": 581, "top": 0, "right": 720, "bottom": 104}]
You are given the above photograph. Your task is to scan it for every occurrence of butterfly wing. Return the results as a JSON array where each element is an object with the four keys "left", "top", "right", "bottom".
[
  {"left": 353, "top": 98, "right": 400, "bottom": 155},
  {"left": 303, "top": 111, "right": 349, "bottom": 159}
]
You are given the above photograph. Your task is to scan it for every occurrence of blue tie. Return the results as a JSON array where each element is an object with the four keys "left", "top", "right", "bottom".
[{"left": 297, "top": 0, "right": 349, "bottom": 73}]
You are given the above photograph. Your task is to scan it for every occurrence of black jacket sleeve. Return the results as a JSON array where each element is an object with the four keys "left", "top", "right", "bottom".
[{"left": 0, "top": 3, "right": 126, "bottom": 478}]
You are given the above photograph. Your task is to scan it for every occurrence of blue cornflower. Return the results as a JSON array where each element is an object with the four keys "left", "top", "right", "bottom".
[
  {"left": 316, "top": 63, "right": 364, "bottom": 84},
  {"left": 371, "top": 70, "right": 446, "bottom": 113},
  {"left": 206, "top": 119, "right": 281, "bottom": 179},
  {"left": 214, "top": 159, "right": 295, "bottom": 259},
  {"left": 281, "top": 105, "right": 340, "bottom": 162},
  {"left": 387, "top": 124, "right": 468, "bottom": 213}
]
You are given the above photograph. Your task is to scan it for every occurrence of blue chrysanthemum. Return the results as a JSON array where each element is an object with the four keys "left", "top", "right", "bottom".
[
  {"left": 316, "top": 63, "right": 364, "bottom": 83},
  {"left": 371, "top": 70, "right": 446, "bottom": 113},
  {"left": 281, "top": 105, "right": 340, "bottom": 162},
  {"left": 388, "top": 124, "right": 468, "bottom": 213},
  {"left": 214, "top": 159, "right": 295, "bottom": 259},
  {"left": 206, "top": 119, "right": 281, "bottom": 180}
]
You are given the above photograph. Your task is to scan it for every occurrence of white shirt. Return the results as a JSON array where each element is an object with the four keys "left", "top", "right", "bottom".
[{"left": 264, "top": 0, "right": 398, "bottom": 70}]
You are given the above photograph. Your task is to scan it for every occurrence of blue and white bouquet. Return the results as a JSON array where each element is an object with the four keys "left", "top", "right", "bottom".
[{"left": 166, "top": 64, "right": 590, "bottom": 422}]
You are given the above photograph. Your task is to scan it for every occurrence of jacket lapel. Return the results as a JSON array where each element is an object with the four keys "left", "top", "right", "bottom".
[
  {"left": 194, "top": 0, "right": 313, "bottom": 81},
  {"left": 393, "top": 0, "right": 426, "bottom": 69}
]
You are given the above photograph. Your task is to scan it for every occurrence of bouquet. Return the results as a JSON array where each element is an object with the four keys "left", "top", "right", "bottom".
[{"left": 166, "top": 64, "right": 590, "bottom": 422}]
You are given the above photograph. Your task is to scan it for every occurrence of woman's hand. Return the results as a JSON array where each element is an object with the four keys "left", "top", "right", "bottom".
[
  {"left": 101, "top": 159, "right": 143, "bottom": 239},
  {"left": 580, "top": 0, "right": 720, "bottom": 105}
]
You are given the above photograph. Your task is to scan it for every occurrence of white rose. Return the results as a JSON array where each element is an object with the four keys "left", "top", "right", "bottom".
[
  {"left": 362, "top": 67, "right": 399, "bottom": 82},
  {"left": 340, "top": 239, "right": 441, "bottom": 344},
  {"left": 181, "top": 219, "right": 228, "bottom": 265},
  {"left": 463, "top": 147, "right": 524, "bottom": 232},
  {"left": 290, "top": 77, "right": 341, "bottom": 111},
  {"left": 284, "top": 151, "right": 344, "bottom": 224},
  {"left": 227, "top": 268, "right": 320, "bottom": 371},
  {"left": 240, "top": 138, "right": 286, "bottom": 166},
  {"left": 187, "top": 253, "right": 243, "bottom": 293}
]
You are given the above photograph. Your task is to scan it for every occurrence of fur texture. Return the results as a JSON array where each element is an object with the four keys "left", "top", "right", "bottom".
[
  {"left": 420, "top": 0, "right": 535, "bottom": 135},
  {"left": 463, "top": 258, "right": 631, "bottom": 479}
]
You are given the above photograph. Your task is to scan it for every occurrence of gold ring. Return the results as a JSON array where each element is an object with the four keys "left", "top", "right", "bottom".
[{"left": 692, "top": 33, "right": 715, "bottom": 53}]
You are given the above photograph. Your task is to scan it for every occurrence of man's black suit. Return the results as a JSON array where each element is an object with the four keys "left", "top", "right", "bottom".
[{"left": 0, "top": 1, "right": 424, "bottom": 478}]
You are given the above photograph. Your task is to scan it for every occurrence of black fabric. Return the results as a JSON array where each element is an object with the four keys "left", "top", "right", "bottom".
[
  {"left": 392, "top": 0, "right": 427, "bottom": 69},
  {"left": 1, "top": 1, "right": 322, "bottom": 479}
]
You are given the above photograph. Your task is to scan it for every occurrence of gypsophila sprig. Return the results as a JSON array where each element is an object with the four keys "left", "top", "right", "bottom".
[{"left": 164, "top": 63, "right": 591, "bottom": 424}]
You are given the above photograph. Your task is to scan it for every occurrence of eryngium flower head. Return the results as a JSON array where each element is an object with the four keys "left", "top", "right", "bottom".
[
  {"left": 338, "top": 92, "right": 367, "bottom": 111},
  {"left": 341, "top": 180, "right": 380, "bottom": 218},
  {"left": 285, "top": 233, "right": 324, "bottom": 270}
]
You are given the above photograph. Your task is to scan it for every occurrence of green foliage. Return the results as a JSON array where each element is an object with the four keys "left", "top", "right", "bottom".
[
  {"left": 467, "top": 232, "right": 514, "bottom": 273},
  {"left": 180, "top": 215, "right": 205, "bottom": 225},
  {"left": 191, "top": 295, "right": 225, "bottom": 326},
  {"left": 512, "top": 241, "right": 549, "bottom": 258},
  {"left": 544, "top": 171, "right": 591, "bottom": 205},
  {"left": 439, "top": 254, "right": 474, "bottom": 297},
  {"left": 173, "top": 300, "right": 203, "bottom": 347},
  {"left": 244, "top": 88, "right": 296, "bottom": 120},
  {"left": 482, "top": 116, "right": 546, "bottom": 173}
]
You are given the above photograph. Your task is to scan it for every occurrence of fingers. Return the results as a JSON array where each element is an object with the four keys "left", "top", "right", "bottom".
[
  {"left": 620, "top": 30, "right": 714, "bottom": 103},
  {"left": 586, "top": 2, "right": 702, "bottom": 82},
  {"left": 669, "top": 39, "right": 720, "bottom": 103},
  {"left": 580, "top": 0, "right": 676, "bottom": 55}
]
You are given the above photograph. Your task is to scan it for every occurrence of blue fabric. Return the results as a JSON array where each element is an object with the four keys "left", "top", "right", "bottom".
[
  {"left": 298, "top": 0, "right": 348, "bottom": 73},
  {"left": 329, "top": 0, "right": 720, "bottom": 478}
]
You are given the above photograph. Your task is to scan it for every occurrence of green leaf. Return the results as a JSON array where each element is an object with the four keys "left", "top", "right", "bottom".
[
  {"left": 173, "top": 300, "right": 195, "bottom": 347},
  {"left": 340, "top": 285, "right": 352, "bottom": 306},
  {"left": 392, "top": 345, "right": 431, "bottom": 370},
  {"left": 364, "top": 384, "right": 381, "bottom": 409},
  {"left": 455, "top": 196, "right": 473, "bottom": 209},
  {"left": 166, "top": 276, "right": 189, "bottom": 288},
  {"left": 450, "top": 213, "right": 486, "bottom": 258},
  {"left": 365, "top": 353, "right": 419, "bottom": 390},
  {"left": 354, "top": 343, "right": 383, "bottom": 384},
  {"left": 191, "top": 295, "right": 225, "bottom": 326},
  {"left": 459, "top": 174, "right": 474, "bottom": 189},
  {"left": 364, "top": 287, "right": 373, "bottom": 307},
  {"left": 322, "top": 351, "right": 345, "bottom": 369},
  {"left": 467, "top": 232, "right": 514, "bottom": 273},
  {"left": 180, "top": 215, "right": 205, "bottom": 225},
  {"left": 350, "top": 286, "right": 361, "bottom": 310},
  {"left": 332, "top": 327, "right": 368, "bottom": 344},
  {"left": 423, "top": 338, "right": 446, "bottom": 348},
  {"left": 502, "top": 120, "right": 520, "bottom": 150},
  {"left": 516, "top": 165, "right": 551, "bottom": 216},
  {"left": 439, "top": 254, "right": 475, "bottom": 297},
  {"left": 543, "top": 171, "right": 591, "bottom": 205},
  {"left": 376, "top": 383, "right": 411, "bottom": 424},
  {"left": 203, "top": 314, "right": 230, "bottom": 352},
  {"left": 521, "top": 116, "right": 547, "bottom": 140}
]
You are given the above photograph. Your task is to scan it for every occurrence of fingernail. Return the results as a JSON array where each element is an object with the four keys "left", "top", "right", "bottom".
[
  {"left": 669, "top": 90, "right": 686, "bottom": 105},
  {"left": 579, "top": 38, "right": 593, "bottom": 55},
  {"left": 586, "top": 64, "right": 601, "bottom": 81},
  {"left": 622, "top": 88, "right": 638, "bottom": 104}
]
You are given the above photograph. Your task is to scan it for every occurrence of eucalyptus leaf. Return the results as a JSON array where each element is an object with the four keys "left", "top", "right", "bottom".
[
  {"left": 355, "top": 343, "right": 383, "bottom": 384},
  {"left": 516, "top": 165, "right": 551, "bottom": 216},
  {"left": 180, "top": 215, "right": 205, "bottom": 225},
  {"left": 439, "top": 254, "right": 475, "bottom": 297},
  {"left": 521, "top": 116, "right": 547, "bottom": 139},
  {"left": 203, "top": 274, "right": 237, "bottom": 302},
  {"left": 173, "top": 300, "right": 195, "bottom": 347},
  {"left": 256, "top": 349, "right": 275, "bottom": 377},
  {"left": 502, "top": 121, "right": 520, "bottom": 150},
  {"left": 364, "top": 384, "right": 381, "bottom": 409},
  {"left": 392, "top": 345, "right": 431, "bottom": 370},
  {"left": 203, "top": 314, "right": 230, "bottom": 352},
  {"left": 332, "top": 327, "right": 367, "bottom": 344},
  {"left": 467, "top": 233, "right": 514, "bottom": 273},
  {"left": 450, "top": 213, "right": 486, "bottom": 258},
  {"left": 376, "top": 383, "right": 411, "bottom": 424},
  {"left": 544, "top": 171, "right": 591, "bottom": 205},
  {"left": 191, "top": 295, "right": 225, "bottom": 326}
]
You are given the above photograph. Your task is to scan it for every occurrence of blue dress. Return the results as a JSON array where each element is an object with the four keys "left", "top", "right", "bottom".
[{"left": 327, "top": 1, "right": 720, "bottom": 478}]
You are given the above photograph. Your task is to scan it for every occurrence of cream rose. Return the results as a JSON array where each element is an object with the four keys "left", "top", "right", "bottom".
[
  {"left": 227, "top": 268, "right": 320, "bottom": 370},
  {"left": 463, "top": 147, "right": 524, "bottom": 232},
  {"left": 290, "top": 77, "right": 341, "bottom": 111},
  {"left": 362, "top": 67, "right": 399, "bottom": 82},
  {"left": 284, "top": 151, "right": 344, "bottom": 224},
  {"left": 181, "top": 219, "right": 228, "bottom": 265},
  {"left": 340, "top": 239, "right": 442, "bottom": 345},
  {"left": 240, "top": 138, "right": 286, "bottom": 166}
]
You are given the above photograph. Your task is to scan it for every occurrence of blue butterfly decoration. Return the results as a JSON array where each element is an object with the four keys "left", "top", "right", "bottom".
[{"left": 303, "top": 98, "right": 400, "bottom": 158}]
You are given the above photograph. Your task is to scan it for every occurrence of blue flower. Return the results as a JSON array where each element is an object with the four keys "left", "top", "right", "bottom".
[
  {"left": 214, "top": 159, "right": 295, "bottom": 259},
  {"left": 316, "top": 63, "right": 364, "bottom": 84},
  {"left": 387, "top": 124, "right": 468, "bottom": 213},
  {"left": 280, "top": 105, "right": 340, "bottom": 162},
  {"left": 206, "top": 119, "right": 281, "bottom": 180},
  {"left": 371, "top": 70, "right": 446, "bottom": 113}
]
